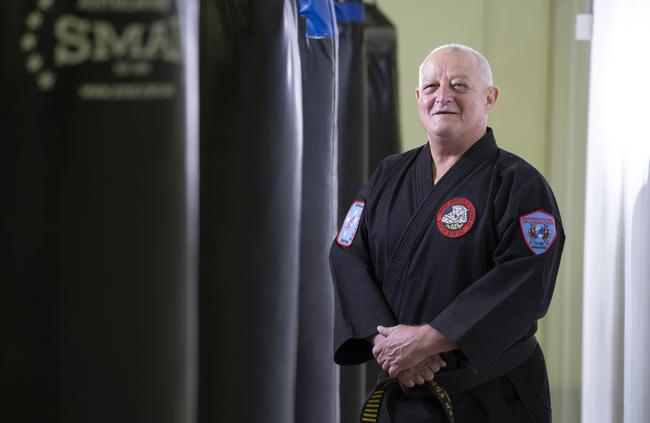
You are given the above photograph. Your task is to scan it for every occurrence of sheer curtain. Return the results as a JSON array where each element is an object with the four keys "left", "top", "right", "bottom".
[{"left": 582, "top": 1, "right": 650, "bottom": 422}]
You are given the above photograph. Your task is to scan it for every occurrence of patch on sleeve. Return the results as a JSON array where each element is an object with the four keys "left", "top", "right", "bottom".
[
  {"left": 436, "top": 197, "right": 476, "bottom": 238},
  {"left": 519, "top": 210, "right": 558, "bottom": 255},
  {"left": 336, "top": 201, "right": 365, "bottom": 247}
]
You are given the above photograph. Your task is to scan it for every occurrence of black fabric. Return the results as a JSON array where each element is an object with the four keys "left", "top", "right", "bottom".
[
  {"left": 294, "top": 8, "right": 338, "bottom": 423},
  {"left": 388, "top": 345, "right": 550, "bottom": 422},
  {"left": 335, "top": 1, "right": 371, "bottom": 421},
  {"left": 331, "top": 129, "right": 564, "bottom": 421},
  {"left": 337, "top": 0, "right": 368, "bottom": 217},
  {"left": 1, "top": 1, "right": 194, "bottom": 422},
  {"left": 364, "top": 3, "right": 401, "bottom": 174},
  {"left": 198, "top": 1, "right": 303, "bottom": 422},
  {"left": 366, "top": 340, "right": 549, "bottom": 423},
  {"left": 362, "top": 3, "right": 401, "bottom": 391}
]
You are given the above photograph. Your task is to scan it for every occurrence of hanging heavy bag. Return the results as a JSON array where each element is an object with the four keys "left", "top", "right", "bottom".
[{"left": 1, "top": 1, "right": 194, "bottom": 422}]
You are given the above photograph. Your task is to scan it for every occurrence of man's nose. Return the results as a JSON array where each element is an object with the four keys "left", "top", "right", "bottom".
[{"left": 435, "top": 85, "right": 453, "bottom": 104}]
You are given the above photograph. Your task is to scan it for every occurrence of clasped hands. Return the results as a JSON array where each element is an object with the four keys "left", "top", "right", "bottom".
[{"left": 369, "top": 324, "right": 455, "bottom": 388}]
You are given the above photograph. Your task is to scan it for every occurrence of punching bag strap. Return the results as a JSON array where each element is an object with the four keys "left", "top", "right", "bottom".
[{"left": 334, "top": 1, "right": 364, "bottom": 23}]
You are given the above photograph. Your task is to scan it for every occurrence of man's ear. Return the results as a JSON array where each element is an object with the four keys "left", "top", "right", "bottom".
[
  {"left": 415, "top": 86, "right": 421, "bottom": 102},
  {"left": 486, "top": 85, "right": 499, "bottom": 111}
]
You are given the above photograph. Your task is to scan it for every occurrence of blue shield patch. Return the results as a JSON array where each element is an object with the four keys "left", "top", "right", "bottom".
[
  {"left": 337, "top": 201, "right": 365, "bottom": 247},
  {"left": 519, "top": 210, "right": 558, "bottom": 255}
]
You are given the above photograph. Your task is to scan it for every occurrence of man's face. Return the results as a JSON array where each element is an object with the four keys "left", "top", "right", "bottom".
[{"left": 415, "top": 49, "right": 498, "bottom": 145}]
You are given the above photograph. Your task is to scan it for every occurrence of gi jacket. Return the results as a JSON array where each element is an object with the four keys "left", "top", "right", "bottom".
[{"left": 330, "top": 128, "right": 565, "bottom": 373}]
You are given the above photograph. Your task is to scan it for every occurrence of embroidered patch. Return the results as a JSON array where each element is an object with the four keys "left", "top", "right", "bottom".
[
  {"left": 436, "top": 198, "right": 476, "bottom": 238},
  {"left": 519, "top": 210, "right": 558, "bottom": 255},
  {"left": 337, "top": 201, "right": 365, "bottom": 247}
]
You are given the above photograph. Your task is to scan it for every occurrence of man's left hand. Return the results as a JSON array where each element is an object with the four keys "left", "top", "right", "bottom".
[{"left": 395, "top": 354, "right": 447, "bottom": 387}]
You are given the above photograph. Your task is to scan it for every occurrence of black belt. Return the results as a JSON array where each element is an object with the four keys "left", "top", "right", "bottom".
[{"left": 360, "top": 337, "right": 538, "bottom": 423}]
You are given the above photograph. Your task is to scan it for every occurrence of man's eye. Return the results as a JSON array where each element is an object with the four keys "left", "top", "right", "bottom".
[
  {"left": 452, "top": 83, "right": 467, "bottom": 90},
  {"left": 424, "top": 84, "right": 439, "bottom": 92}
]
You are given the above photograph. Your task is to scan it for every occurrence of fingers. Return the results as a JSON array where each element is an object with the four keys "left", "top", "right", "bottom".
[
  {"left": 368, "top": 333, "right": 386, "bottom": 348},
  {"left": 370, "top": 334, "right": 387, "bottom": 358},
  {"left": 373, "top": 325, "right": 431, "bottom": 374},
  {"left": 428, "top": 354, "right": 447, "bottom": 372},
  {"left": 385, "top": 360, "right": 408, "bottom": 378},
  {"left": 420, "top": 367, "right": 434, "bottom": 381},
  {"left": 397, "top": 373, "right": 416, "bottom": 388},
  {"left": 405, "top": 364, "right": 432, "bottom": 383},
  {"left": 395, "top": 354, "right": 447, "bottom": 388},
  {"left": 396, "top": 370, "right": 427, "bottom": 387},
  {"left": 388, "top": 365, "right": 399, "bottom": 378},
  {"left": 376, "top": 325, "right": 394, "bottom": 337},
  {"left": 396, "top": 367, "right": 419, "bottom": 388}
]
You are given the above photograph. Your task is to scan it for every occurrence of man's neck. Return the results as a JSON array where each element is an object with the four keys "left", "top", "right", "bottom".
[
  {"left": 428, "top": 130, "right": 486, "bottom": 184},
  {"left": 430, "top": 154, "right": 459, "bottom": 185}
]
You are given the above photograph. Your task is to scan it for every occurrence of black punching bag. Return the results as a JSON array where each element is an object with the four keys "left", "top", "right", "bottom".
[
  {"left": 363, "top": 2, "right": 402, "bottom": 391},
  {"left": 199, "top": 1, "right": 303, "bottom": 422},
  {"left": 364, "top": 3, "right": 401, "bottom": 173},
  {"left": 295, "top": 1, "right": 338, "bottom": 422},
  {"left": 1, "top": 1, "right": 196, "bottom": 422},
  {"left": 336, "top": 0, "right": 368, "bottom": 212},
  {"left": 334, "top": 1, "right": 368, "bottom": 422}
]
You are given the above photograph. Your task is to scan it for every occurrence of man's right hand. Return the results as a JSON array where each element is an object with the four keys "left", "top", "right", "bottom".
[
  {"left": 367, "top": 333, "right": 447, "bottom": 387},
  {"left": 395, "top": 354, "right": 447, "bottom": 388},
  {"left": 366, "top": 333, "right": 386, "bottom": 347}
]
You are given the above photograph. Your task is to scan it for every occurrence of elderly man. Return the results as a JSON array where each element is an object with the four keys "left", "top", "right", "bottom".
[{"left": 330, "top": 44, "right": 564, "bottom": 422}]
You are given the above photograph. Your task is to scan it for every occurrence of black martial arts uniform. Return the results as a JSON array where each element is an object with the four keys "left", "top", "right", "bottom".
[{"left": 330, "top": 128, "right": 565, "bottom": 422}]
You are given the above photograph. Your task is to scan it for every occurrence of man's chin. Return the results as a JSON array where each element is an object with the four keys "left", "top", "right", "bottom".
[{"left": 428, "top": 126, "right": 459, "bottom": 140}]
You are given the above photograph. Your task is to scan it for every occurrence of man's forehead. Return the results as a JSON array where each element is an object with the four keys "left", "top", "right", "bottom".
[
  {"left": 421, "top": 72, "right": 471, "bottom": 81},
  {"left": 420, "top": 64, "right": 479, "bottom": 82},
  {"left": 421, "top": 51, "right": 480, "bottom": 78}
]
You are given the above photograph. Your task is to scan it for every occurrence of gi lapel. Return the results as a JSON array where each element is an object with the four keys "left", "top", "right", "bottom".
[
  {"left": 412, "top": 144, "right": 434, "bottom": 209},
  {"left": 382, "top": 129, "right": 498, "bottom": 315}
]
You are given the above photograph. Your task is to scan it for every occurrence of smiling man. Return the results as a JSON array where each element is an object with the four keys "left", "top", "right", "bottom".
[{"left": 330, "top": 44, "right": 565, "bottom": 422}]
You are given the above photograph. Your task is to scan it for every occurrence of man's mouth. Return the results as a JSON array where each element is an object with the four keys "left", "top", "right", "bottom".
[{"left": 434, "top": 111, "right": 458, "bottom": 115}]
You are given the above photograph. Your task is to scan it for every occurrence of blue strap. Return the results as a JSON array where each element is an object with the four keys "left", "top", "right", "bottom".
[
  {"left": 299, "top": 0, "right": 338, "bottom": 38},
  {"left": 335, "top": 2, "right": 364, "bottom": 23}
]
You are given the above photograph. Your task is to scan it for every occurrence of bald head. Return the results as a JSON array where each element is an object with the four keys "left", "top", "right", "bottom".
[{"left": 418, "top": 44, "right": 493, "bottom": 88}]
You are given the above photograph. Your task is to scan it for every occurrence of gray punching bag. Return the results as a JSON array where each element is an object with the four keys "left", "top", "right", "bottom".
[
  {"left": 198, "top": 1, "right": 303, "bottom": 422},
  {"left": 336, "top": 0, "right": 367, "bottom": 212},
  {"left": 334, "top": 1, "right": 369, "bottom": 422},
  {"left": 1, "top": 1, "right": 196, "bottom": 423},
  {"left": 295, "top": 1, "right": 338, "bottom": 422},
  {"left": 363, "top": 2, "right": 402, "bottom": 391},
  {"left": 365, "top": 3, "right": 401, "bottom": 173}
]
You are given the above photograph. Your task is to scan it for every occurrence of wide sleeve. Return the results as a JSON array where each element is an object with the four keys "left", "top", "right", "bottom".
[
  {"left": 330, "top": 184, "right": 397, "bottom": 365},
  {"left": 430, "top": 172, "right": 565, "bottom": 371}
]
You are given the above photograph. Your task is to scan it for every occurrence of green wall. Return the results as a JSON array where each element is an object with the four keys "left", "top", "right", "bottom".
[{"left": 379, "top": 0, "right": 550, "bottom": 171}]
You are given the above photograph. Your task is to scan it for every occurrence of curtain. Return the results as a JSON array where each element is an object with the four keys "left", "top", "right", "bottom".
[{"left": 582, "top": 1, "right": 650, "bottom": 422}]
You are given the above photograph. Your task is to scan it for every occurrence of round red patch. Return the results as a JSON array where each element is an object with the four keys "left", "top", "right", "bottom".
[{"left": 436, "top": 198, "right": 476, "bottom": 238}]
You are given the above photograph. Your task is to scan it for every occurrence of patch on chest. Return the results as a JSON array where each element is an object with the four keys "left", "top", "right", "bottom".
[
  {"left": 436, "top": 197, "right": 476, "bottom": 238},
  {"left": 337, "top": 201, "right": 365, "bottom": 247},
  {"left": 519, "top": 210, "right": 558, "bottom": 255}
]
